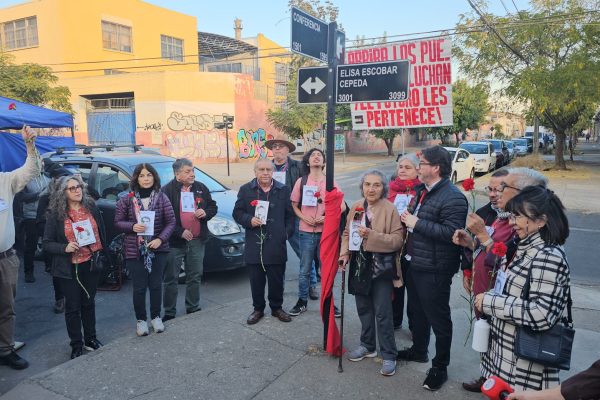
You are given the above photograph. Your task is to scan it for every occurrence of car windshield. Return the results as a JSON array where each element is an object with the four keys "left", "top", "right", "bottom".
[
  {"left": 513, "top": 139, "right": 526, "bottom": 146},
  {"left": 460, "top": 144, "right": 488, "bottom": 154},
  {"left": 487, "top": 141, "right": 502, "bottom": 150},
  {"left": 447, "top": 150, "right": 456, "bottom": 159},
  {"left": 506, "top": 142, "right": 514, "bottom": 148},
  {"left": 150, "top": 162, "right": 226, "bottom": 192}
]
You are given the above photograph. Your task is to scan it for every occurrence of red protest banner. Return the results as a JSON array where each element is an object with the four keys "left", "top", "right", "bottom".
[{"left": 348, "top": 36, "right": 453, "bottom": 130}]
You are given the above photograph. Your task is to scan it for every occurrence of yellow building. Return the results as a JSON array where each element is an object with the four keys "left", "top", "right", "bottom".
[{"left": 1, "top": 0, "right": 289, "bottom": 162}]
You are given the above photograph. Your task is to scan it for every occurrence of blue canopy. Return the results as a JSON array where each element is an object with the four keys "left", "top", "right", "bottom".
[
  {"left": 0, "top": 96, "right": 73, "bottom": 129},
  {"left": 0, "top": 132, "right": 75, "bottom": 172}
]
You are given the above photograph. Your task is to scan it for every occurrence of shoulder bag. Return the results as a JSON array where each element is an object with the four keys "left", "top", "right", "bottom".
[{"left": 514, "top": 247, "right": 574, "bottom": 370}]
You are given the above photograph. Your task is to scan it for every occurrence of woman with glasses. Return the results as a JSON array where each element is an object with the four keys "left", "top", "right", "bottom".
[
  {"left": 43, "top": 175, "right": 106, "bottom": 359},
  {"left": 387, "top": 153, "right": 421, "bottom": 331},
  {"left": 473, "top": 185, "right": 570, "bottom": 391}
]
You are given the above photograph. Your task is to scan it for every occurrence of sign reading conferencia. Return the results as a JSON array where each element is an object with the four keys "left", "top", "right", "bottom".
[{"left": 348, "top": 36, "right": 453, "bottom": 130}]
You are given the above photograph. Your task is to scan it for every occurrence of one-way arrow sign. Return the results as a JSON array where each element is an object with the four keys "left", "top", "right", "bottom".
[{"left": 297, "top": 66, "right": 329, "bottom": 104}]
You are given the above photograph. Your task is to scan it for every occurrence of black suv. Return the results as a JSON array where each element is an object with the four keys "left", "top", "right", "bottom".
[{"left": 43, "top": 146, "right": 245, "bottom": 273}]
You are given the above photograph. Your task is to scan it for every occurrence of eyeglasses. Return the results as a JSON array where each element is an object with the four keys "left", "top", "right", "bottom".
[
  {"left": 271, "top": 143, "right": 286, "bottom": 149},
  {"left": 499, "top": 182, "right": 521, "bottom": 192},
  {"left": 66, "top": 185, "right": 83, "bottom": 193},
  {"left": 419, "top": 162, "right": 432, "bottom": 166},
  {"left": 508, "top": 213, "right": 527, "bottom": 223}
]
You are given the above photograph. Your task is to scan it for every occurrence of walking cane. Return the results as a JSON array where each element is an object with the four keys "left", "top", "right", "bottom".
[{"left": 338, "top": 265, "right": 346, "bottom": 373}]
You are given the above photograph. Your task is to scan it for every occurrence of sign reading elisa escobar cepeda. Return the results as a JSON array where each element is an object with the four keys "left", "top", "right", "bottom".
[{"left": 348, "top": 36, "right": 453, "bottom": 130}]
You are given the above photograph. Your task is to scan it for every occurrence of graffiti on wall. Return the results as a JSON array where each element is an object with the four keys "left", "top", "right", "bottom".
[
  {"left": 237, "top": 128, "right": 274, "bottom": 159},
  {"left": 166, "top": 112, "right": 216, "bottom": 131},
  {"left": 164, "top": 129, "right": 235, "bottom": 161}
]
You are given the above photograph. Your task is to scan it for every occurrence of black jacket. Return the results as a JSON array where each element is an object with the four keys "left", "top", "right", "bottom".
[
  {"left": 232, "top": 179, "right": 294, "bottom": 265},
  {"left": 273, "top": 156, "right": 301, "bottom": 192},
  {"left": 43, "top": 204, "right": 107, "bottom": 280},
  {"left": 161, "top": 179, "right": 217, "bottom": 247},
  {"left": 476, "top": 202, "right": 498, "bottom": 226},
  {"left": 409, "top": 178, "right": 468, "bottom": 275}
]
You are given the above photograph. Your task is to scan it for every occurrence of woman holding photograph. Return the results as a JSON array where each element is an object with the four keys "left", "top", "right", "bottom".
[
  {"left": 115, "top": 164, "right": 175, "bottom": 337},
  {"left": 43, "top": 175, "right": 106, "bottom": 359}
]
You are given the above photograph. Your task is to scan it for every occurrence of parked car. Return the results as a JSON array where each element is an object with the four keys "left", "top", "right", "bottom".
[
  {"left": 42, "top": 146, "right": 245, "bottom": 273},
  {"left": 521, "top": 136, "right": 534, "bottom": 153},
  {"left": 459, "top": 142, "right": 497, "bottom": 173},
  {"left": 444, "top": 147, "right": 475, "bottom": 184},
  {"left": 482, "top": 139, "right": 509, "bottom": 167},
  {"left": 511, "top": 138, "right": 529, "bottom": 156},
  {"left": 505, "top": 141, "right": 516, "bottom": 161}
]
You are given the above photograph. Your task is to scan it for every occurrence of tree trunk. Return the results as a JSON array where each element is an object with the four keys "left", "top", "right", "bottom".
[
  {"left": 383, "top": 138, "right": 394, "bottom": 156},
  {"left": 554, "top": 131, "right": 567, "bottom": 170}
]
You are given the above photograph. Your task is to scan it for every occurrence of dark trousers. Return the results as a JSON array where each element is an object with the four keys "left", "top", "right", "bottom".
[
  {"left": 392, "top": 260, "right": 413, "bottom": 329},
  {"left": 58, "top": 261, "right": 99, "bottom": 349},
  {"left": 406, "top": 268, "right": 453, "bottom": 369},
  {"left": 23, "top": 219, "right": 38, "bottom": 275},
  {"left": 129, "top": 253, "right": 167, "bottom": 321},
  {"left": 355, "top": 277, "right": 398, "bottom": 361},
  {"left": 39, "top": 223, "right": 64, "bottom": 301},
  {"left": 248, "top": 263, "right": 285, "bottom": 312}
]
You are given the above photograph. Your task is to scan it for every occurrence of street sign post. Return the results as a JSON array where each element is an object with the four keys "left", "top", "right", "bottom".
[
  {"left": 336, "top": 60, "right": 410, "bottom": 103},
  {"left": 297, "top": 66, "right": 328, "bottom": 104},
  {"left": 290, "top": 7, "right": 328, "bottom": 63}
]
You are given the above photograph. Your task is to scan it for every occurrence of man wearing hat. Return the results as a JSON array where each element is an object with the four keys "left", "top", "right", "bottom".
[{"left": 265, "top": 139, "right": 319, "bottom": 300}]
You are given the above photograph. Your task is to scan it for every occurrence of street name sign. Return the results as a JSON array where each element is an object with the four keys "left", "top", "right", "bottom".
[
  {"left": 297, "top": 66, "right": 329, "bottom": 104},
  {"left": 290, "top": 7, "right": 328, "bottom": 63},
  {"left": 336, "top": 60, "right": 410, "bottom": 103}
]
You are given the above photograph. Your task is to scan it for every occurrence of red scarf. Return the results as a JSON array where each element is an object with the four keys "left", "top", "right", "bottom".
[{"left": 388, "top": 177, "right": 421, "bottom": 201}]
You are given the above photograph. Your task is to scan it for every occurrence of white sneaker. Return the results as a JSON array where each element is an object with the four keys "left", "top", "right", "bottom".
[
  {"left": 151, "top": 317, "right": 165, "bottom": 333},
  {"left": 136, "top": 320, "right": 149, "bottom": 337}
]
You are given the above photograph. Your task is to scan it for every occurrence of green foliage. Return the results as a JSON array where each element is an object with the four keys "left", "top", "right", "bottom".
[
  {"left": 427, "top": 79, "right": 490, "bottom": 144},
  {"left": 0, "top": 52, "right": 72, "bottom": 113},
  {"left": 454, "top": 0, "right": 600, "bottom": 169},
  {"left": 372, "top": 128, "right": 402, "bottom": 156}
]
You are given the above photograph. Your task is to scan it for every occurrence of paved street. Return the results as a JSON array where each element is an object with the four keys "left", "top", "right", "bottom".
[{"left": 1, "top": 147, "right": 600, "bottom": 398}]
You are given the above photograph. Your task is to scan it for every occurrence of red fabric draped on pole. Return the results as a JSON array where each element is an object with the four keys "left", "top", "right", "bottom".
[{"left": 319, "top": 187, "right": 344, "bottom": 356}]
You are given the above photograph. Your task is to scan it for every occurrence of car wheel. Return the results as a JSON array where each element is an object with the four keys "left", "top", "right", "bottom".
[
  {"left": 470, "top": 169, "right": 475, "bottom": 179},
  {"left": 451, "top": 172, "right": 457, "bottom": 184}
]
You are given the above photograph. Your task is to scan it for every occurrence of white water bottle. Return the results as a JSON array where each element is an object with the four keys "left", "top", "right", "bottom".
[{"left": 472, "top": 317, "right": 490, "bottom": 352}]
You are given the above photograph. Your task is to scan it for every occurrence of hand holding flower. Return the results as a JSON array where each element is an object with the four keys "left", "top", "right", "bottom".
[
  {"left": 400, "top": 210, "right": 418, "bottom": 229},
  {"left": 466, "top": 213, "right": 487, "bottom": 240},
  {"left": 474, "top": 293, "right": 485, "bottom": 312},
  {"left": 133, "top": 223, "right": 146, "bottom": 233},
  {"left": 65, "top": 242, "right": 80, "bottom": 253}
]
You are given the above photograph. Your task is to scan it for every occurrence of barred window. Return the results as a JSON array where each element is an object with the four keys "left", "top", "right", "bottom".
[
  {"left": 161, "top": 35, "right": 183, "bottom": 62},
  {"left": 1, "top": 16, "right": 38, "bottom": 50},
  {"left": 102, "top": 21, "right": 132, "bottom": 52}
]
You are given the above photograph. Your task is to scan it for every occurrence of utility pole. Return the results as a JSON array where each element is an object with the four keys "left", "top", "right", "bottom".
[{"left": 533, "top": 115, "right": 540, "bottom": 155}]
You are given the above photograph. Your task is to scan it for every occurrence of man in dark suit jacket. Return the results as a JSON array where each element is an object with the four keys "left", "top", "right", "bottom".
[
  {"left": 233, "top": 158, "right": 294, "bottom": 325},
  {"left": 161, "top": 158, "right": 217, "bottom": 321}
]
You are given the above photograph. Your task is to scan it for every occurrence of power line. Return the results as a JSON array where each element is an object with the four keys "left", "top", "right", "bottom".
[
  {"left": 511, "top": 0, "right": 520, "bottom": 13},
  {"left": 499, "top": 0, "right": 511, "bottom": 15}
]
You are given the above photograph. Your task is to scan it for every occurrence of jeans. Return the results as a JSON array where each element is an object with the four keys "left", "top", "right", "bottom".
[
  {"left": 298, "top": 232, "right": 321, "bottom": 301},
  {"left": 288, "top": 218, "right": 318, "bottom": 287},
  {"left": 59, "top": 261, "right": 99, "bottom": 349},
  {"left": 406, "top": 268, "right": 453, "bottom": 369},
  {"left": 0, "top": 254, "right": 19, "bottom": 356},
  {"left": 164, "top": 238, "right": 205, "bottom": 316},
  {"left": 354, "top": 277, "right": 398, "bottom": 361},
  {"left": 248, "top": 263, "right": 286, "bottom": 312},
  {"left": 130, "top": 252, "right": 167, "bottom": 321}
]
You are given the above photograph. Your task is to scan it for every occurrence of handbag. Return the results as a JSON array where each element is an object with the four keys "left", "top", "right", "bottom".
[
  {"left": 372, "top": 252, "right": 396, "bottom": 280},
  {"left": 89, "top": 249, "right": 104, "bottom": 272},
  {"left": 514, "top": 247, "right": 574, "bottom": 370},
  {"left": 348, "top": 249, "right": 373, "bottom": 296}
]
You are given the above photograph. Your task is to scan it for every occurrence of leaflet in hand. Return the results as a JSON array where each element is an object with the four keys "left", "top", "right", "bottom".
[
  {"left": 181, "top": 191, "right": 195, "bottom": 212},
  {"left": 393, "top": 194, "right": 413, "bottom": 215},
  {"left": 254, "top": 200, "right": 269, "bottom": 224},
  {"left": 301, "top": 185, "right": 318, "bottom": 206},
  {"left": 72, "top": 219, "right": 97, "bottom": 247},
  {"left": 138, "top": 210, "right": 155, "bottom": 236},
  {"left": 349, "top": 220, "right": 363, "bottom": 251}
]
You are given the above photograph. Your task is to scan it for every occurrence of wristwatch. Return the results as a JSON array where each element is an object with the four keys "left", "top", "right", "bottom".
[{"left": 481, "top": 237, "right": 493, "bottom": 248}]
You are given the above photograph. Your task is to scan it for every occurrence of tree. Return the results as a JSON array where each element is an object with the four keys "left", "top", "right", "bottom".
[
  {"left": 0, "top": 52, "right": 72, "bottom": 113},
  {"left": 454, "top": 0, "right": 600, "bottom": 169},
  {"left": 373, "top": 129, "right": 401, "bottom": 156},
  {"left": 427, "top": 79, "right": 490, "bottom": 145}
]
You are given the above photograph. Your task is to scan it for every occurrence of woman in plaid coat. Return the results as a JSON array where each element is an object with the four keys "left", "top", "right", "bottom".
[{"left": 475, "top": 186, "right": 570, "bottom": 391}]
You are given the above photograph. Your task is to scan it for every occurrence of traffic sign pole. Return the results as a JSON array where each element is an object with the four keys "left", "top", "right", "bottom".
[{"left": 325, "top": 21, "right": 337, "bottom": 192}]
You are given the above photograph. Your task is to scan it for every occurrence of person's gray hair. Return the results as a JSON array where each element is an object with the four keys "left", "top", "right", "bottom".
[
  {"left": 359, "top": 169, "right": 389, "bottom": 199},
  {"left": 254, "top": 158, "right": 274, "bottom": 171},
  {"left": 49, "top": 175, "right": 96, "bottom": 221},
  {"left": 392, "top": 153, "right": 420, "bottom": 179},
  {"left": 172, "top": 158, "right": 193, "bottom": 174},
  {"left": 507, "top": 167, "right": 548, "bottom": 189}
]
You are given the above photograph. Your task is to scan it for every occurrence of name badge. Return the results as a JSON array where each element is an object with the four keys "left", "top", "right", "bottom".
[
  {"left": 138, "top": 211, "right": 156, "bottom": 236},
  {"left": 72, "top": 219, "right": 97, "bottom": 247},
  {"left": 273, "top": 171, "right": 286, "bottom": 185},
  {"left": 302, "top": 185, "right": 319, "bottom": 206},
  {"left": 254, "top": 200, "right": 269, "bottom": 224},
  {"left": 181, "top": 192, "right": 195, "bottom": 213}
]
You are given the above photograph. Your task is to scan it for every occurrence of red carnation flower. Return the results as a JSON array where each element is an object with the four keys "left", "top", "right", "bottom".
[
  {"left": 8, "top": 103, "right": 17, "bottom": 110},
  {"left": 75, "top": 226, "right": 85, "bottom": 233},
  {"left": 195, "top": 197, "right": 203, "bottom": 207},
  {"left": 462, "top": 178, "right": 475, "bottom": 192},
  {"left": 491, "top": 241, "right": 508, "bottom": 257},
  {"left": 250, "top": 200, "right": 258, "bottom": 207},
  {"left": 127, "top": 191, "right": 135, "bottom": 198},
  {"left": 314, "top": 192, "right": 321, "bottom": 198},
  {"left": 355, "top": 207, "right": 364, "bottom": 212}
]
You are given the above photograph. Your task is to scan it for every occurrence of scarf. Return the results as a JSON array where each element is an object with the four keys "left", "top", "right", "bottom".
[
  {"left": 389, "top": 177, "right": 421, "bottom": 198},
  {"left": 492, "top": 205, "right": 511, "bottom": 220},
  {"left": 133, "top": 190, "right": 156, "bottom": 273}
]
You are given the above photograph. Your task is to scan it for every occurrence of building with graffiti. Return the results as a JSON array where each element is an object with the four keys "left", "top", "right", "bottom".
[{"left": 1, "top": 0, "right": 288, "bottom": 163}]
